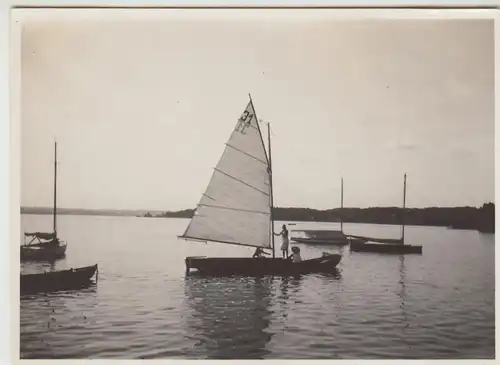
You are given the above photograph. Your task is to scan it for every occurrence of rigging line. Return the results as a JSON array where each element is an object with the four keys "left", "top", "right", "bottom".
[
  {"left": 198, "top": 203, "right": 271, "bottom": 215},
  {"left": 225, "top": 143, "right": 268, "bottom": 165},
  {"left": 213, "top": 168, "right": 270, "bottom": 196}
]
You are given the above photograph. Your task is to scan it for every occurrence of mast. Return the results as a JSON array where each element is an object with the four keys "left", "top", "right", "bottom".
[
  {"left": 402, "top": 173, "right": 407, "bottom": 245},
  {"left": 267, "top": 122, "right": 276, "bottom": 258},
  {"left": 340, "top": 177, "right": 344, "bottom": 233},
  {"left": 248, "top": 93, "right": 270, "bottom": 166},
  {"left": 53, "top": 141, "right": 57, "bottom": 234},
  {"left": 248, "top": 93, "right": 274, "bottom": 256}
]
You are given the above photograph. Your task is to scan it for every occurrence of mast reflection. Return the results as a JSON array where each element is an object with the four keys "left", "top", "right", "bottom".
[
  {"left": 398, "top": 255, "right": 410, "bottom": 345},
  {"left": 184, "top": 275, "right": 275, "bottom": 359}
]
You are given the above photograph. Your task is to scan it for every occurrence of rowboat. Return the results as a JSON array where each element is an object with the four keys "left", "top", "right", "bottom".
[
  {"left": 20, "top": 264, "right": 98, "bottom": 295},
  {"left": 179, "top": 95, "right": 341, "bottom": 276}
]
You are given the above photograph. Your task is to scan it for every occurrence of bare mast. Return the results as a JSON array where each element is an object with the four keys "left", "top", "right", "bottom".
[
  {"left": 340, "top": 177, "right": 344, "bottom": 233},
  {"left": 267, "top": 122, "right": 276, "bottom": 258},
  {"left": 248, "top": 94, "right": 275, "bottom": 258},
  {"left": 402, "top": 173, "right": 407, "bottom": 245},
  {"left": 53, "top": 141, "right": 57, "bottom": 234}
]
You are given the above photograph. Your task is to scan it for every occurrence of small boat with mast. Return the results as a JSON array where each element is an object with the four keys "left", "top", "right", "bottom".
[
  {"left": 290, "top": 177, "right": 349, "bottom": 246},
  {"left": 179, "top": 95, "right": 342, "bottom": 276},
  {"left": 349, "top": 173, "right": 423, "bottom": 254},
  {"left": 21, "top": 142, "right": 67, "bottom": 261}
]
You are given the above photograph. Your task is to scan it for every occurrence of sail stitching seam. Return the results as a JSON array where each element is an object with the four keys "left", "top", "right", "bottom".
[
  {"left": 225, "top": 143, "right": 268, "bottom": 165},
  {"left": 198, "top": 203, "right": 270, "bottom": 215},
  {"left": 213, "top": 168, "right": 270, "bottom": 196}
]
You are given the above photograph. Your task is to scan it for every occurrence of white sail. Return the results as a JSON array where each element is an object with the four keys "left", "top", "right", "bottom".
[{"left": 181, "top": 99, "right": 272, "bottom": 248}]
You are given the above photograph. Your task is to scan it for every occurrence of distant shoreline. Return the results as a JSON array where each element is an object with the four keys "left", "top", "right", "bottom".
[{"left": 21, "top": 203, "right": 495, "bottom": 233}]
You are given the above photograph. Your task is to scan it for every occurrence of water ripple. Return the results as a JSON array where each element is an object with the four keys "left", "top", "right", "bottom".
[{"left": 19, "top": 216, "right": 495, "bottom": 359}]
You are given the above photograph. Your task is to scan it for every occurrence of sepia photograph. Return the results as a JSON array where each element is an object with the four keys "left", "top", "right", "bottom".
[{"left": 12, "top": 7, "right": 495, "bottom": 360}]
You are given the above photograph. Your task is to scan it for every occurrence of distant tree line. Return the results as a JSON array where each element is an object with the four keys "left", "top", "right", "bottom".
[
  {"left": 156, "top": 209, "right": 194, "bottom": 218},
  {"left": 150, "top": 203, "right": 495, "bottom": 233},
  {"left": 21, "top": 203, "right": 494, "bottom": 233}
]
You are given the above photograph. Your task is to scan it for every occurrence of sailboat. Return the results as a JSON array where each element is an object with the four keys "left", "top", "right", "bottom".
[
  {"left": 349, "top": 173, "right": 423, "bottom": 254},
  {"left": 21, "top": 142, "right": 67, "bottom": 261},
  {"left": 290, "top": 177, "right": 349, "bottom": 246},
  {"left": 179, "top": 95, "right": 342, "bottom": 276}
]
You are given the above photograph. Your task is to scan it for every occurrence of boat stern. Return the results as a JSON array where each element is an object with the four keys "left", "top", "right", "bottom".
[{"left": 185, "top": 256, "right": 207, "bottom": 274}]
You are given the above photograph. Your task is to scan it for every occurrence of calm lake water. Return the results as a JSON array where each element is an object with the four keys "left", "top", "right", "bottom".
[{"left": 20, "top": 214, "right": 495, "bottom": 359}]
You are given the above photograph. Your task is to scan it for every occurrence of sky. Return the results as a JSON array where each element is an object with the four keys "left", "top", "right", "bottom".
[{"left": 20, "top": 11, "right": 494, "bottom": 211}]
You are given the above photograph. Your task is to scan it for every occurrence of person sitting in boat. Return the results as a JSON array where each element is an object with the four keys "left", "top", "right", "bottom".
[
  {"left": 252, "top": 247, "right": 270, "bottom": 258},
  {"left": 289, "top": 246, "right": 303, "bottom": 263},
  {"left": 274, "top": 224, "right": 289, "bottom": 258}
]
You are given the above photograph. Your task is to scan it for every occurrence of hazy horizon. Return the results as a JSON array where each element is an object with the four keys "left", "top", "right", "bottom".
[
  {"left": 20, "top": 12, "right": 494, "bottom": 211},
  {"left": 20, "top": 200, "right": 495, "bottom": 211}
]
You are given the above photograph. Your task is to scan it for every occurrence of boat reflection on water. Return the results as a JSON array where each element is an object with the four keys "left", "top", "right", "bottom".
[
  {"left": 276, "top": 275, "right": 303, "bottom": 320},
  {"left": 183, "top": 274, "right": 275, "bottom": 359},
  {"left": 183, "top": 269, "right": 340, "bottom": 359}
]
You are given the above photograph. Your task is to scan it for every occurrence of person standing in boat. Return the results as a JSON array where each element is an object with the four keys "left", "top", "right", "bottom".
[{"left": 274, "top": 224, "right": 289, "bottom": 258}]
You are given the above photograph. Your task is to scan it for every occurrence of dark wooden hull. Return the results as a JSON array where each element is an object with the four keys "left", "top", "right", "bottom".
[
  {"left": 21, "top": 243, "right": 67, "bottom": 262},
  {"left": 349, "top": 239, "right": 422, "bottom": 254},
  {"left": 185, "top": 254, "right": 341, "bottom": 276},
  {"left": 20, "top": 264, "right": 98, "bottom": 295},
  {"left": 291, "top": 237, "right": 349, "bottom": 246},
  {"left": 347, "top": 235, "right": 403, "bottom": 245}
]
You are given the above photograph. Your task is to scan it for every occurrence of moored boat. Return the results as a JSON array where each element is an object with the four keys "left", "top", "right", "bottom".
[
  {"left": 291, "top": 229, "right": 349, "bottom": 246},
  {"left": 289, "top": 178, "right": 349, "bottom": 246},
  {"left": 20, "top": 264, "right": 98, "bottom": 295},
  {"left": 348, "top": 174, "right": 423, "bottom": 255},
  {"left": 291, "top": 237, "right": 349, "bottom": 245},
  {"left": 349, "top": 237, "right": 422, "bottom": 254},
  {"left": 179, "top": 95, "right": 342, "bottom": 276},
  {"left": 21, "top": 233, "right": 67, "bottom": 261},
  {"left": 21, "top": 142, "right": 67, "bottom": 262}
]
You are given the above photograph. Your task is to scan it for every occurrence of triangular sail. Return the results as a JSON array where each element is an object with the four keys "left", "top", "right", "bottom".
[{"left": 181, "top": 99, "right": 272, "bottom": 249}]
